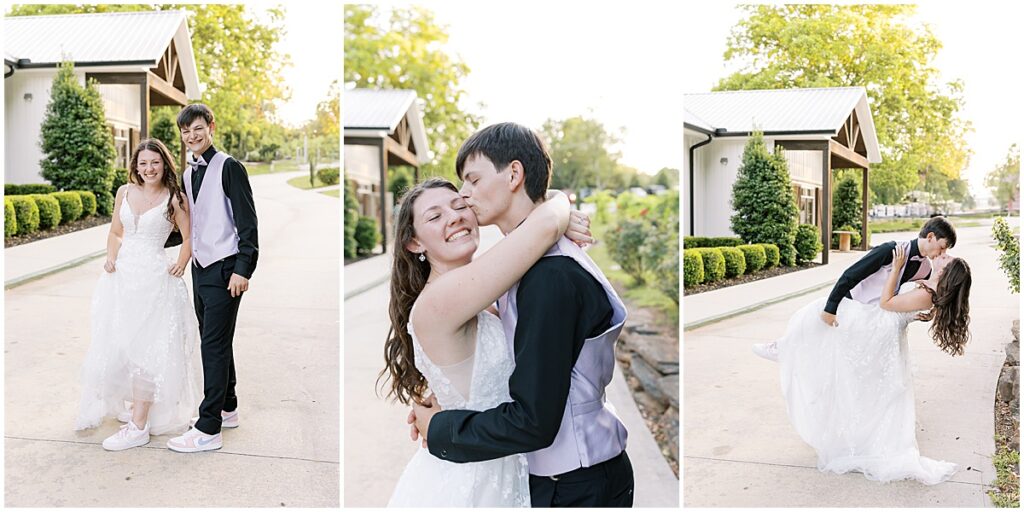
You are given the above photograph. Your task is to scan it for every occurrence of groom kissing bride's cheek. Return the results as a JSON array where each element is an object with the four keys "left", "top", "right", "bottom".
[{"left": 380, "top": 122, "right": 634, "bottom": 507}]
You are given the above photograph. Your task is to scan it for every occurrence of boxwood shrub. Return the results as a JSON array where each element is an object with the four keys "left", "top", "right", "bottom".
[
  {"left": 720, "top": 246, "right": 746, "bottom": 278},
  {"left": 5, "top": 198, "right": 17, "bottom": 237},
  {"left": 760, "top": 243, "right": 780, "bottom": 269},
  {"left": 737, "top": 244, "right": 767, "bottom": 273},
  {"left": 683, "top": 248, "right": 704, "bottom": 288},
  {"left": 31, "top": 194, "right": 62, "bottom": 229},
  {"left": 317, "top": 167, "right": 340, "bottom": 186},
  {"left": 683, "top": 236, "right": 744, "bottom": 248},
  {"left": 9, "top": 196, "right": 40, "bottom": 235},
  {"left": 694, "top": 248, "right": 726, "bottom": 283},
  {"left": 52, "top": 191, "right": 83, "bottom": 224},
  {"left": 76, "top": 190, "right": 97, "bottom": 217},
  {"left": 795, "top": 223, "right": 822, "bottom": 263},
  {"left": 5, "top": 183, "right": 57, "bottom": 195}
]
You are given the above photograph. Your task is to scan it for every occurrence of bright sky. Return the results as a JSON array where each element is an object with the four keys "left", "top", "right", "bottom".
[
  {"left": 250, "top": 1, "right": 341, "bottom": 128},
  {"left": 682, "top": 1, "right": 1024, "bottom": 200},
  {"left": 373, "top": 1, "right": 687, "bottom": 175}
]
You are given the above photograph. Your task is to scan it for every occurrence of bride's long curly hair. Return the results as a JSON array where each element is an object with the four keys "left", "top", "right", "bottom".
[
  {"left": 920, "top": 257, "right": 972, "bottom": 356},
  {"left": 128, "top": 138, "right": 184, "bottom": 224},
  {"left": 377, "top": 178, "right": 459, "bottom": 405}
]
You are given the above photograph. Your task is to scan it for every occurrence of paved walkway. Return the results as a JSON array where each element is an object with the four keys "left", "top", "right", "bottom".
[
  {"left": 683, "top": 221, "right": 1019, "bottom": 507},
  {"left": 4, "top": 170, "right": 339, "bottom": 506},
  {"left": 344, "top": 227, "right": 679, "bottom": 507}
]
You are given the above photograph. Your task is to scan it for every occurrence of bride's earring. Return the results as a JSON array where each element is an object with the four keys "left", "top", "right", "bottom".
[{"left": 418, "top": 253, "right": 426, "bottom": 262}]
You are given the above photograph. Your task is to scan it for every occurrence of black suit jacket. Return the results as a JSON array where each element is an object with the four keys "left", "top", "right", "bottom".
[{"left": 824, "top": 239, "right": 929, "bottom": 314}]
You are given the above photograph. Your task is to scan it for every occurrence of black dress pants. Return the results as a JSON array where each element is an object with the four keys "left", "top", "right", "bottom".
[
  {"left": 192, "top": 255, "right": 242, "bottom": 435},
  {"left": 529, "top": 451, "right": 634, "bottom": 507}
]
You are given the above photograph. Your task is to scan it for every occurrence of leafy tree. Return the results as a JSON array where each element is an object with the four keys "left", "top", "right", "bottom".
[
  {"left": 150, "top": 107, "right": 181, "bottom": 156},
  {"left": 38, "top": 62, "right": 117, "bottom": 215},
  {"left": 345, "top": 4, "right": 480, "bottom": 182},
  {"left": 832, "top": 174, "right": 862, "bottom": 232},
  {"left": 344, "top": 180, "right": 360, "bottom": 259},
  {"left": 541, "top": 116, "right": 621, "bottom": 194},
  {"left": 653, "top": 167, "right": 680, "bottom": 189},
  {"left": 716, "top": 4, "right": 971, "bottom": 205},
  {"left": 730, "top": 133, "right": 798, "bottom": 266},
  {"left": 992, "top": 217, "right": 1019, "bottom": 293},
  {"left": 986, "top": 144, "right": 1020, "bottom": 211},
  {"left": 9, "top": 4, "right": 291, "bottom": 160},
  {"left": 388, "top": 167, "right": 413, "bottom": 205}
]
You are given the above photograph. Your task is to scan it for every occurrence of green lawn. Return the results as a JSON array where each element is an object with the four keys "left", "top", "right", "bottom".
[
  {"left": 320, "top": 189, "right": 340, "bottom": 198},
  {"left": 242, "top": 160, "right": 305, "bottom": 176},
  {"left": 870, "top": 217, "right": 981, "bottom": 233},
  {"left": 287, "top": 175, "right": 329, "bottom": 190}
]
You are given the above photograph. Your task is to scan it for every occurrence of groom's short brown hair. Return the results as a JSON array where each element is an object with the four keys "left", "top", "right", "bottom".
[
  {"left": 177, "top": 103, "right": 215, "bottom": 129},
  {"left": 920, "top": 216, "right": 957, "bottom": 248},
  {"left": 455, "top": 122, "right": 552, "bottom": 203}
]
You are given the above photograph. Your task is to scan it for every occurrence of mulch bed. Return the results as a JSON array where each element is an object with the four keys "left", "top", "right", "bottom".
[
  {"left": 4, "top": 215, "right": 111, "bottom": 248},
  {"left": 684, "top": 262, "right": 822, "bottom": 295}
]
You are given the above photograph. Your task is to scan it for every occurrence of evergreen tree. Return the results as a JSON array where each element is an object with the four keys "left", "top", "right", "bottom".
[
  {"left": 39, "top": 62, "right": 116, "bottom": 215},
  {"left": 832, "top": 174, "right": 862, "bottom": 231},
  {"left": 730, "top": 133, "right": 799, "bottom": 266}
]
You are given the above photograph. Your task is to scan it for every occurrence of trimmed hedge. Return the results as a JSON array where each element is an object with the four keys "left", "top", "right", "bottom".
[
  {"left": 52, "top": 191, "right": 84, "bottom": 224},
  {"left": 760, "top": 243, "right": 780, "bottom": 269},
  {"left": 694, "top": 248, "right": 726, "bottom": 283},
  {"left": 8, "top": 196, "right": 40, "bottom": 235},
  {"left": 794, "top": 223, "right": 822, "bottom": 263},
  {"left": 355, "top": 215, "right": 381, "bottom": 255},
  {"left": 720, "top": 246, "right": 746, "bottom": 278},
  {"left": 31, "top": 194, "right": 62, "bottom": 229},
  {"left": 76, "top": 190, "right": 97, "bottom": 216},
  {"left": 5, "top": 198, "right": 17, "bottom": 237},
  {"left": 5, "top": 183, "right": 57, "bottom": 195},
  {"left": 683, "top": 236, "right": 744, "bottom": 248},
  {"left": 317, "top": 167, "right": 340, "bottom": 186},
  {"left": 683, "top": 248, "right": 704, "bottom": 288},
  {"left": 737, "top": 244, "right": 766, "bottom": 273}
]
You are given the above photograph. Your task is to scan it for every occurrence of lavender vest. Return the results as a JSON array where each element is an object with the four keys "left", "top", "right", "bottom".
[
  {"left": 183, "top": 151, "right": 240, "bottom": 267},
  {"left": 498, "top": 236, "right": 628, "bottom": 477},
  {"left": 849, "top": 240, "right": 931, "bottom": 305}
]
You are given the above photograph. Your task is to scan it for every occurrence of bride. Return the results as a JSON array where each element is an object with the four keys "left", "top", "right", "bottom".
[
  {"left": 766, "top": 244, "right": 972, "bottom": 484},
  {"left": 379, "top": 178, "right": 590, "bottom": 507},
  {"left": 75, "top": 139, "right": 202, "bottom": 450}
]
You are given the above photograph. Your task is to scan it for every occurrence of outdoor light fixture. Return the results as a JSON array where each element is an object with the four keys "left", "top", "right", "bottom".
[
  {"left": 720, "top": 157, "right": 728, "bottom": 165},
  {"left": 23, "top": 93, "right": 32, "bottom": 102}
]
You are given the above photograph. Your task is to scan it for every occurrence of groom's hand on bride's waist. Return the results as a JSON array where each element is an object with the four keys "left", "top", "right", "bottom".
[
  {"left": 410, "top": 395, "right": 442, "bottom": 448},
  {"left": 820, "top": 311, "right": 839, "bottom": 327}
]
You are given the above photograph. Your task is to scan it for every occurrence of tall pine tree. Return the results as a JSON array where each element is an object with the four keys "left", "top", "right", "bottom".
[{"left": 730, "top": 133, "right": 799, "bottom": 266}]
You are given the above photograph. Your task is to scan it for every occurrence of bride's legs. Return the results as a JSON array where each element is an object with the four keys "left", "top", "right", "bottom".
[{"left": 132, "top": 399, "right": 152, "bottom": 427}]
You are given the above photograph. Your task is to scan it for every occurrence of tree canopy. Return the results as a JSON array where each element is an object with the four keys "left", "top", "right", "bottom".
[
  {"left": 344, "top": 4, "right": 479, "bottom": 182},
  {"left": 541, "top": 116, "right": 622, "bottom": 193},
  {"left": 716, "top": 4, "right": 971, "bottom": 205},
  {"left": 986, "top": 144, "right": 1021, "bottom": 210}
]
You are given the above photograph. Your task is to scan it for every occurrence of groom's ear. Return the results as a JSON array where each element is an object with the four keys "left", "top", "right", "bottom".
[{"left": 507, "top": 160, "right": 525, "bottom": 193}]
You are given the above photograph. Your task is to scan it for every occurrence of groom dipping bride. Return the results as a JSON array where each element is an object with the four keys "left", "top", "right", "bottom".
[{"left": 380, "top": 123, "right": 635, "bottom": 507}]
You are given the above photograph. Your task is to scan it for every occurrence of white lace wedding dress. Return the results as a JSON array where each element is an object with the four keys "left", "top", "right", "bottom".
[
  {"left": 75, "top": 190, "right": 201, "bottom": 435},
  {"left": 388, "top": 309, "right": 530, "bottom": 507},
  {"left": 777, "top": 281, "right": 957, "bottom": 485}
]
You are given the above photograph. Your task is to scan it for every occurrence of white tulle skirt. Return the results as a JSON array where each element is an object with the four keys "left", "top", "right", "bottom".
[
  {"left": 75, "top": 243, "right": 202, "bottom": 435},
  {"left": 777, "top": 295, "right": 958, "bottom": 485},
  {"left": 388, "top": 446, "right": 531, "bottom": 507}
]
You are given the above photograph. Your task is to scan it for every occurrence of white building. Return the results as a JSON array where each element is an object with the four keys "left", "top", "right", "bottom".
[
  {"left": 343, "top": 88, "right": 430, "bottom": 250},
  {"left": 4, "top": 10, "right": 201, "bottom": 184},
  {"left": 684, "top": 87, "right": 881, "bottom": 263}
]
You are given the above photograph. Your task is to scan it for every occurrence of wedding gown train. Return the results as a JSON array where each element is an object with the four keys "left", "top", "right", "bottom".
[
  {"left": 777, "top": 281, "right": 958, "bottom": 485},
  {"left": 75, "top": 190, "right": 202, "bottom": 435}
]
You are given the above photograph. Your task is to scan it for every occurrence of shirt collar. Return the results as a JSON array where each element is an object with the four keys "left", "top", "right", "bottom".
[{"left": 201, "top": 145, "right": 218, "bottom": 164}]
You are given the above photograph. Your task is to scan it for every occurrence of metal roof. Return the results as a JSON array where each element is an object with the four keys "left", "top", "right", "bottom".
[
  {"left": 344, "top": 88, "right": 430, "bottom": 164},
  {"left": 684, "top": 87, "right": 880, "bottom": 163},
  {"left": 4, "top": 10, "right": 200, "bottom": 99}
]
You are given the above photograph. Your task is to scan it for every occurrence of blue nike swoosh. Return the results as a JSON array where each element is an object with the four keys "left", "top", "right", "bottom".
[{"left": 197, "top": 436, "right": 216, "bottom": 447}]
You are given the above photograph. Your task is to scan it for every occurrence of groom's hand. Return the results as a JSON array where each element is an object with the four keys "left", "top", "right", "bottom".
[
  {"left": 411, "top": 395, "right": 442, "bottom": 448},
  {"left": 820, "top": 311, "right": 838, "bottom": 327},
  {"left": 227, "top": 273, "right": 249, "bottom": 297}
]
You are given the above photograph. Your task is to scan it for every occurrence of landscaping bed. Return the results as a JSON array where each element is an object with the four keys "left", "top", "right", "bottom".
[
  {"left": 685, "top": 261, "right": 821, "bottom": 295},
  {"left": 5, "top": 213, "right": 109, "bottom": 247}
]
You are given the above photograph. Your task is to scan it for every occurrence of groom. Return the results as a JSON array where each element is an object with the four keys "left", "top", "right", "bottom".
[
  {"left": 754, "top": 216, "right": 955, "bottom": 360},
  {"left": 411, "top": 123, "right": 634, "bottom": 507},
  {"left": 167, "top": 103, "right": 259, "bottom": 452}
]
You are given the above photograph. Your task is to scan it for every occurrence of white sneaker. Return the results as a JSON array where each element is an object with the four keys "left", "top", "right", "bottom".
[
  {"left": 221, "top": 409, "right": 239, "bottom": 429},
  {"left": 102, "top": 421, "right": 150, "bottom": 451},
  {"left": 116, "top": 403, "right": 134, "bottom": 423},
  {"left": 752, "top": 341, "right": 779, "bottom": 362},
  {"left": 167, "top": 427, "right": 222, "bottom": 453}
]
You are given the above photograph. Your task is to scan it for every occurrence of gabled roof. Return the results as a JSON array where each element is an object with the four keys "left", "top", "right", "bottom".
[
  {"left": 344, "top": 88, "right": 430, "bottom": 163},
  {"left": 4, "top": 10, "right": 200, "bottom": 99},
  {"left": 684, "top": 86, "right": 880, "bottom": 163}
]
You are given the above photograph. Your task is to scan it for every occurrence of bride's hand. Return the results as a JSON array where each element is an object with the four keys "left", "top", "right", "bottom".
[
  {"left": 892, "top": 244, "right": 907, "bottom": 268},
  {"left": 168, "top": 261, "right": 186, "bottom": 277},
  {"left": 565, "top": 210, "right": 595, "bottom": 247},
  {"left": 103, "top": 258, "right": 116, "bottom": 273}
]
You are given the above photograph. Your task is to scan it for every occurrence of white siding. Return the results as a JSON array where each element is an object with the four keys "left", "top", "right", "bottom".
[
  {"left": 698, "top": 139, "right": 745, "bottom": 237},
  {"left": 97, "top": 83, "right": 141, "bottom": 129},
  {"left": 344, "top": 144, "right": 381, "bottom": 185}
]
